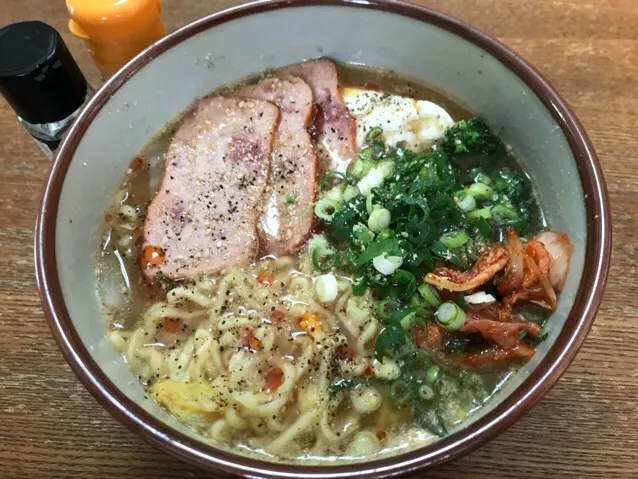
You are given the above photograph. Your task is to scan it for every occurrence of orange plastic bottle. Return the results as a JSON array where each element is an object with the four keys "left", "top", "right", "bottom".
[{"left": 66, "top": 0, "right": 166, "bottom": 77}]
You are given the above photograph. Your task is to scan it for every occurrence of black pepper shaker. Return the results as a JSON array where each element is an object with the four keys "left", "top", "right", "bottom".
[{"left": 0, "top": 21, "right": 93, "bottom": 159}]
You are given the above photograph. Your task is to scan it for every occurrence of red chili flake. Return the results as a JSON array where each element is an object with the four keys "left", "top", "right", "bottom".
[
  {"left": 163, "top": 317, "right": 182, "bottom": 334},
  {"left": 140, "top": 245, "right": 165, "bottom": 269},
  {"left": 364, "top": 364, "right": 375, "bottom": 378},
  {"left": 376, "top": 431, "right": 387, "bottom": 441},
  {"left": 130, "top": 157, "right": 144, "bottom": 170},
  {"left": 413, "top": 324, "right": 426, "bottom": 347},
  {"left": 264, "top": 367, "right": 284, "bottom": 393},
  {"left": 256, "top": 272, "right": 275, "bottom": 285},
  {"left": 334, "top": 345, "right": 356, "bottom": 361},
  {"left": 243, "top": 329, "right": 262, "bottom": 351},
  {"left": 104, "top": 213, "right": 113, "bottom": 223},
  {"left": 270, "top": 310, "right": 286, "bottom": 324}
]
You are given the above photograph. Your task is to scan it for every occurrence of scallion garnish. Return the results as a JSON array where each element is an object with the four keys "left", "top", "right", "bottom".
[{"left": 435, "top": 301, "right": 467, "bottom": 331}]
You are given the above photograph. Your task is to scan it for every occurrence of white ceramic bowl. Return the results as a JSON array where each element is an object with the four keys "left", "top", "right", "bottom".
[{"left": 35, "top": 1, "right": 610, "bottom": 477}]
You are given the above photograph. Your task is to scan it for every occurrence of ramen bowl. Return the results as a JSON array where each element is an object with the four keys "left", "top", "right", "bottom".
[{"left": 35, "top": 0, "right": 610, "bottom": 477}]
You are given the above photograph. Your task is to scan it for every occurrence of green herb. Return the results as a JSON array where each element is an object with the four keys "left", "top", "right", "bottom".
[
  {"left": 356, "top": 238, "right": 399, "bottom": 266},
  {"left": 320, "top": 171, "right": 350, "bottom": 190},
  {"left": 374, "top": 323, "right": 406, "bottom": 361},
  {"left": 285, "top": 194, "right": 296, "bottom": 204}
]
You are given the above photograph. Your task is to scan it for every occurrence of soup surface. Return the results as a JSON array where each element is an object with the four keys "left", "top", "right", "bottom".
[{"left": 96, "top": 59, "right": 572, "bottom": 462}]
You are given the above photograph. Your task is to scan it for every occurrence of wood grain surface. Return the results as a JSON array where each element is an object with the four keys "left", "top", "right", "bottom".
[{"left": 0, "top": 0, "right": 634, "bottom": 477}]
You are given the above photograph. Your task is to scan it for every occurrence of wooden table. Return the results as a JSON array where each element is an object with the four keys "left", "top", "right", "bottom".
[{"left": 0, "top": 0, "right": 634, "bottom": 477}]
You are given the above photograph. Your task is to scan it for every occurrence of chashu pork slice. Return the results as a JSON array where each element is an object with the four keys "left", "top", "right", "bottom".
[
  {"left": 282, "top": 57, "right": 357, "bottom": 171},
  {"left": 142, "top": 96, "right": 280, "bottom": 281},
  {"left": 239, "top": 76, "right": 319, "bottom": 256}
]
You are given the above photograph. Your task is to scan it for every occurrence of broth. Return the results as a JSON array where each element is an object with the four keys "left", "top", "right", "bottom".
[{"left": 96, "top": 62, "right": 552, "bottom": 463}]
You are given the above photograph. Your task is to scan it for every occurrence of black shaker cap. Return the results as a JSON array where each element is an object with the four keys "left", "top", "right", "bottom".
[{"left": 0, "top": 21, "right": 88, "bottom": 124}]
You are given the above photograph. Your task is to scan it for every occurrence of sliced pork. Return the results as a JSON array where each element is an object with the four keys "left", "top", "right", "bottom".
[
  {"left": 282, "top": 57, "right": 357, "bottom": 170},
  {"left": 239, "top": 76, "right": 319, "bottom": 256},
  {"left": 142, "top": 96, "right": 280, "bottom": 280}
]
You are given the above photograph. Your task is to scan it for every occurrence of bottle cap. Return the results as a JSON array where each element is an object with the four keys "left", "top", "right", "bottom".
[
  {"left": 0, "top": 21, "right": 88, "bottom": 125},
  {"left": 67, "top": 0, "right": 165, "bottom": 76}
]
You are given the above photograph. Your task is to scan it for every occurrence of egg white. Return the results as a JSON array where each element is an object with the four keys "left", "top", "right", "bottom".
[{"left": 343, "top": 88, "right": 454, "bottom": 152}]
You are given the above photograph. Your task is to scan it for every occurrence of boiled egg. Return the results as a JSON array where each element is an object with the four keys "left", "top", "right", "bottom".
[{"left": 342, "top": 88, "right": 454, "bottom": 152}]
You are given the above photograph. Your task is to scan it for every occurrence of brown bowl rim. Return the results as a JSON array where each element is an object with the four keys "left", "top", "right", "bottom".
[{"left": 35, "top": 0, "right": 611, "bottom": 477}]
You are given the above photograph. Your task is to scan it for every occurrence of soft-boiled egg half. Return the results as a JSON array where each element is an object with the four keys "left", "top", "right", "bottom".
[{"left": 343, "top": 88, "right": 454, "bottom": 153}]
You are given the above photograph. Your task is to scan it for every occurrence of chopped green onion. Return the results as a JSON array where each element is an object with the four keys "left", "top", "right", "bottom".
[
  {"left": 491, "top": 204, "right": 519, "bottom": 222},
  {"left": 376, "top": 298, "right": 395, "bottom": 320},
  {"left": 418, "top": 284, "right": 441, "bottom": 308},
  {"left": 358, "top": 167, "right": 385, "bottom": 196},
  {"left": 439, "top": 230, "right": 470, "bottom": 249},
  {"left": 315, "top": 273, "right": 338, "bottom": 302},
  {"left": 388, "top": 306, "right": 418, "bottom": 324},
  {"left": 352, "top": 223, "right": 375, "bottom": 246},
  {"left": 350, "top": 159, "right": 375, "bottom": 179},
  {"left": 373, "top": 254, "right": 403, "bottom": 275},
  {"left": 400, "top": 312, "right": 417, "bottom": 331},
  {"left": 365, "top": 194, "right": 373, "bottom": 215},
  {"left": 409, "top": 294, "right": 422, "bottom": 308},
  {"left": 418, "top": 384, "right": 435, "bottom": 400},
  {"left": 376, "top": 160, "right": 395, "bottom": 179},
  {"left": 467, "top": 207, "right": 492, "bottom": 220},
  {"left": 435, "top": 301, "right": 467, "bottom": 331},
  {"left": 312, "top": 247, "right": 337, "bottom": 272},
  {"left": 475, "top": 216, "right": 493, "bottom": 238},
  {"left": 455, "top": 291, "right": 466, "bottom": 308},
  {"left": 408, "top": 294, "right": 431, "bottom": 317},
  {"left": 408, "top": 294, "right": 425, "bottom": 310},
  {"left": 425, "top": 365, "right": 441, "bottom": 386},
  {"left": 454, "top": 189, "right": 476, "bottom": 212},
  {"left": 375, "top": 229, "right": 393, "bottom": 241},
  {"left": 368, "top": 208, "right": 391, "bottom": 233},
  {"left": 343, "top": 185, "right": 360, "bottom": 201},
  {"left": 359, "top": 147, "right": 374, "bottom": 160},
  {"left": 471, "top": 169, "right": 493, "bottom": 185},
  {"left": 389, "top": 379, "right": 412, "bottom": 406},
  {"left": 320, "top": 171, "right": 348, "bottom": 190},
  {"left": 309, "top": 234, "right": 330, "bottom": 253},
  {"left": 356, "top": 238, "right": 396, "bottom": 266},
  {"left": 467, "top": 182, "right": 495, "bottom": 200},
  {"left": 315, "top": 199, "right": 340, "bottom": 221},
  {"left": 366, "top": 126, "right": 383, "bottom": 142},
  {"left": 285, "top": 194, "right": 296, "bottom": 204},
  {"left": 325, "top": 184, "right": 345, "bottom": 203}
]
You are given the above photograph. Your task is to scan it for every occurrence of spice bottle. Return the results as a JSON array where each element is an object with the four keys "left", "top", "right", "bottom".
[
  {"left": 67, "top": 0, "right": 166, "bottom": 77},
  {"left": 0, "top": 21, "right": 93, "bottom": 159}
]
